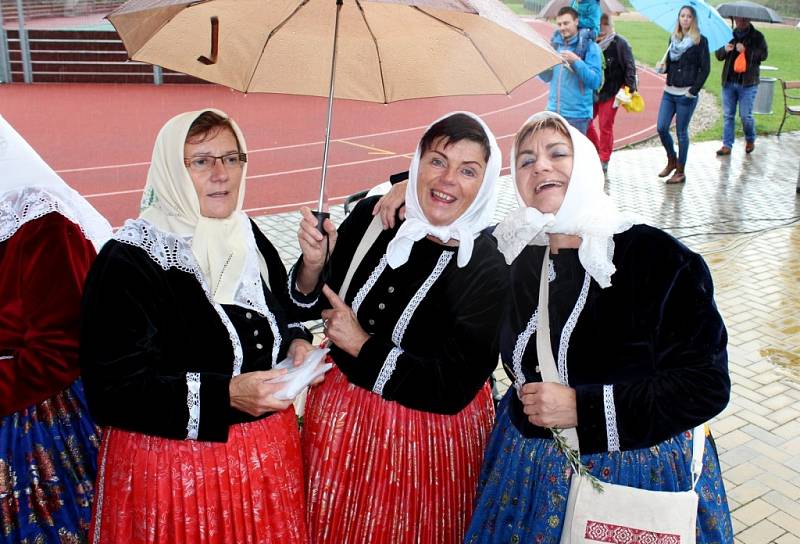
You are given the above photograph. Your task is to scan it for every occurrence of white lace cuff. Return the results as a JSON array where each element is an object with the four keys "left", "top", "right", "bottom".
[
  {"left": 287, "top": 265, "right": 320, "bottom": 308},
  {"left": 603, "top": 384, "right": 620, "bottom": 452},
  {"left": 373, "top": 347, "right": 403, "bottom": 396},
  {"left": 186, "top": 372, "right": 201, "bottom": 440}
]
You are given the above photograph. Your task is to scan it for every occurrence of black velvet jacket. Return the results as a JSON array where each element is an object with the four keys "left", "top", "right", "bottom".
[
  {"left": 290, "top": 197, "right": 509, "bottom": 415},
  {"left": 502, "top": 225, "right": 730, "bottom": 454},
  {"left": 80, "top": 219, "right": 312, "bottom": 443},
  {"left": 665, "top": 35, "right": 710, "bottom": 96},
  {"left": 597, "top": 35, "right": 637, "bottom": 103},
  {"left": 715, "top": 25, "right": 768, "bottom": 87}
]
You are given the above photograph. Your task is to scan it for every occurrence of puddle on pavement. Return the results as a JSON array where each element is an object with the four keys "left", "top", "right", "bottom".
[{"left": 760, "top": 348, "right": 800, "bottom": 382}]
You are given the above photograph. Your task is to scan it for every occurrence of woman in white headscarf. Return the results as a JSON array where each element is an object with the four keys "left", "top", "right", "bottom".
[
  {"left": 289, "top": 112, "right": 508, "bottom": 544},
  {"left": 0, "top": 115, "right": 111, "bottom": 543},
  {"left": 463, "top": 111, "right": 733, "bottom": 542},
  {"left": 80, "top": 110, "right": 313, "bottom": 543}
]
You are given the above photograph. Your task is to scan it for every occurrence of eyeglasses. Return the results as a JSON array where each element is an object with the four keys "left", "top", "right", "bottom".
[{"left": 183, "top": 152, "right": 247, "bottom": 172}]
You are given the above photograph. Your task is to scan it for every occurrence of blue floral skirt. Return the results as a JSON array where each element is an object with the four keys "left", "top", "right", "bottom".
[
  {"left": 465, "top": 390, "right": 733, "bottom": 544},
  {"left": 0, "top": 380, "right": 99, "bottom": 543}
]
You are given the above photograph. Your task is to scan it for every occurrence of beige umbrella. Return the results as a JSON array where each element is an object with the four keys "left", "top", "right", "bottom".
[
  {"left": 109, "top": 0, "right": 561, "bottom": 224},
  {"left": 538, "top": 0, "right": 626, "bottom": 19}
]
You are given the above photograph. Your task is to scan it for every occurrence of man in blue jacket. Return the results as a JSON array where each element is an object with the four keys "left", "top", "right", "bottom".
[{"left": 540, "top": 6, "right": 603, "bottom": 134}]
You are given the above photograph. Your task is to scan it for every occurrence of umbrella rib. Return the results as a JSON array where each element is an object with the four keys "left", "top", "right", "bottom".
[
  {"left": 413, "top": 7, "right": 510, "bottom": 94},
  {"left": 355, "top": 0, "right": 388, "bottom": 104},
  {"left": 243, "top": 0, "right": 312, "bottom": 92}
]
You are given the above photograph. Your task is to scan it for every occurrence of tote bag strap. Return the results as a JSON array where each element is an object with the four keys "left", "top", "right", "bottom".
[
  {"left": 536, "top": 249, "right": 581, "bottom": 452},
  {"left": 339, "top": 213, "right": 384, "bottom": 301},
  {"left": 691, "top": 423, "right": 706, "bottom": 490}
]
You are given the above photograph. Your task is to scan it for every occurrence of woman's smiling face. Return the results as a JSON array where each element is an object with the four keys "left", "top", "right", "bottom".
[{"left": 515, "top": 127, "right": 574, "bottom": 214}]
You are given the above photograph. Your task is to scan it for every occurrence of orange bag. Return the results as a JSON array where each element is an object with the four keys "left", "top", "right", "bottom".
[{"left": 733, "top": 50, "right": 747, "bottom": 74}]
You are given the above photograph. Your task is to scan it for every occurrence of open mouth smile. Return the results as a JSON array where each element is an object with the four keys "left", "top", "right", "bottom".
[
  {"left": 431, "top": 190, "right": 456, "bottom": 203},
  {"left": 534, "top": 181, "right": 564, "bottom": 194}
]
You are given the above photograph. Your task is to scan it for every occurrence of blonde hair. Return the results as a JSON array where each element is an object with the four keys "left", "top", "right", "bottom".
[
  {"left": 673, "top": 5, "right": 701, "bottom": 45},
  {"left": 514, "top": 116, "right": 571, "bottom": 157}
]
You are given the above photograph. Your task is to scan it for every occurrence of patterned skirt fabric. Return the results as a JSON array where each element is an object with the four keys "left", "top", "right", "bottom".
[
  {"left": 465, "top": 390, "right": 734, "bottom": 544},
  {"left": 0, "top": 379, "right": 99, "bottom": 544},
  {"left": 302, "top": 366, "right": 495, "bottom": 544},
  {"left": 90, "top": 408, "right": 307, "bottom": 544}
]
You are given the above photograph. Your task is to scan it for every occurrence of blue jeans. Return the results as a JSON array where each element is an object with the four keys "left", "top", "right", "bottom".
[
  {"left": 657, "top": 91, "right": 699, "bottom": 166},
  {"left": 722, "top": 83, "right": 758, "bottom": 148},
  {"left": 563, "top": 117, "right": 591, "bottom": 134}
]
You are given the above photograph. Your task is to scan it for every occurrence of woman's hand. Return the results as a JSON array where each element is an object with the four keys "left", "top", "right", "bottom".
[
  {"left": 372, "top": 180, "right": 407, "bottom": 229},
  {"left": 296, "top": 206, "right": 337, "bottom": 294},
  {"left": 320, "top": 285, "right": 369, "bottom": 357},
  {"left": 229, "top": 368, "right": 293, "bottom": 416},
  {"left": 288, "top": 338, "right": 314, "bottom": 366},
  {"left": 520, "top": 382, "right": 578, "bottom": 429}
]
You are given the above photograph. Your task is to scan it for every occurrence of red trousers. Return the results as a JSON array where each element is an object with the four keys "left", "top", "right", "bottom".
[{"left": 586, "top": 98, "right": 619, "bottom": 163}]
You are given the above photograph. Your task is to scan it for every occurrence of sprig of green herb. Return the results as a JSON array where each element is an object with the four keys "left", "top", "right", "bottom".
[{"left": 550, "top": 428, "right": 604, "bottom": 493}]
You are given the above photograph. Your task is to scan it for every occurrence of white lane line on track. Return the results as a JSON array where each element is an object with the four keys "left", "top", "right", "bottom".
[{"left": 56, "top": 91, "right": 550, "bottom": 175}]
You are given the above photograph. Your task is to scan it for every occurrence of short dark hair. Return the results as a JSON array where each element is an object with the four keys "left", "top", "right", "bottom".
[
  {"left": 557, "top": 6, "right": 578, "bottom": 19},
  {"left": 600, "top": 13, "right": 610, "bottom": 25},
  {"left": 419, "top": 113, "right": 491, "bottom": 162},
  {"left": 186, "top": 111, "right": 240, "bottom": 150}
]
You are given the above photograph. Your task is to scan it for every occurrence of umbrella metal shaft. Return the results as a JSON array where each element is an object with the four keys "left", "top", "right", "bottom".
[{"left": 318, "top": 0, "right": 344, "bottom": 212}]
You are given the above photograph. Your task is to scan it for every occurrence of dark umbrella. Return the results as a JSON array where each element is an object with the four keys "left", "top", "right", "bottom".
[{"left": 716, "top": 1, "right": 782, "bottom": 23}]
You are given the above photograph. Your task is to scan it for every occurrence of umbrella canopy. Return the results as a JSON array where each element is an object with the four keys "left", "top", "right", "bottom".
[
  {"left": 716, "top": 1, "right": 782, "bottom": 23},
  {"left": 538, "top": 0, "right": 626, "bottom": 19},
  {"left": 630, "top": 0, "right": 733, "bottom": 51},
  {"left": 108, "top": 0, "right": 561, "bottom": 102}
]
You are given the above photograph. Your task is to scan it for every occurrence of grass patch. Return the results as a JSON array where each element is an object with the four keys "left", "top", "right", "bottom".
[
  {"left": 615, "top": 20, "right": 800, "bottom": 140},
  {"left": 504, "top": 2, "right": 536, "bottom": 15}
]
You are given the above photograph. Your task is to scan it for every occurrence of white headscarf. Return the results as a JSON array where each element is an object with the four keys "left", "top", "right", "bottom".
[
  {"left": 386, "top": 111, "right": 501, "bottom": 269},
  {"left": 0, "top": 115, "right": 112, "bottom": 250},
  {"left": 139, "top": 109, "right": 259, "bottom": 307},
  {"left": 494, "top": 111, "right": 638, "bottom": 288}
]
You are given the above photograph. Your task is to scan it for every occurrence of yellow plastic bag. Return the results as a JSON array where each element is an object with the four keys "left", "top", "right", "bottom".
[{"left": 622, "top": 87, "right": 645, "bottom": 113}]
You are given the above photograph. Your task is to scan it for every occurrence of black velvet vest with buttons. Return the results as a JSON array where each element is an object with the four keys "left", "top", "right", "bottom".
[
  {"left": 291, "top": 197, "right": 510, "bottom": 415},
  {"left": 80, "top": 220, "right": 312, "bottom": 443}
]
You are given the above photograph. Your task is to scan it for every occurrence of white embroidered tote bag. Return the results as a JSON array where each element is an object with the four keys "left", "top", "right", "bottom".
[{"left": 533, "top": 251, "right": 705, "bottom": 544}]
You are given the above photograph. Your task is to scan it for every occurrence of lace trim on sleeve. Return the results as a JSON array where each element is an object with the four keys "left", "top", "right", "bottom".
[
  {"left": 287, "top": 322, "right": 304, "bottom": 330},
  {"left": 186, "top": 372, "right": 201, "bottom": 440},
  {"left": 351, "top": 255, "right": 388, "bottom": 316},
  {"left": 287, "top": 264, "right": 320, "bottom": 308},
  {"left": 373, "top": 347, "right": 404, "bottom": 395},
  {"left": 556, "top": 271, "right": 591, "bottom": 385},
  {"left": 114, "top": 219, "right": 245, "bottom": 376},
  {"left": 603, "top": 384, "right": 620, "bottom": 452}
]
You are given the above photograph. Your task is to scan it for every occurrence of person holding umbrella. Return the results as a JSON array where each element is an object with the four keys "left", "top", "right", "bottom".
[
  {"left": 291, "top": 112, "right": 508, "bottom": 544},
  {"left": 714, "top": 17, "right": 768, "bottom": 156},
  {"left": 81, "top": 109, "right": 314, "bottom": 543},
  {"left": 655, "top": 5, "right": 710, "bottom": 184}
]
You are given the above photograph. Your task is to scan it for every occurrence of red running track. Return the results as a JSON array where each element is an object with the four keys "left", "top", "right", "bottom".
[{"left": 0, "top": 21, "right": 666, "bottom": 227}]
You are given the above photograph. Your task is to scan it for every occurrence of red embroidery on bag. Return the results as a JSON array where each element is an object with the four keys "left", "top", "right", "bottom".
[{"left": 584, "top": 521, "right": 682, "bottom": 544}]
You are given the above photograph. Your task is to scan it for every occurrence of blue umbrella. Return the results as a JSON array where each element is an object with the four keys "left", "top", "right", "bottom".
[{"left": 630, "top": 0, "right": 733, "bottom": 51}]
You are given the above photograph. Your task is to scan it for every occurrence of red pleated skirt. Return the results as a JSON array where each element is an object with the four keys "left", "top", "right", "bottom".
[
  {"left": 302, "top": 366, "right": 495, "bottom": 544},
  {"left": 89, "top": 408, "right": 308, "bottom": 544}
]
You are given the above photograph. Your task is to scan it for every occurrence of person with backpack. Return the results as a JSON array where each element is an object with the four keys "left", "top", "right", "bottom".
[
  {"left": 586, "top": 13, "right": 637, "bottom": 175},
  {"left": 540, "top": 6, "right": 603, "bottom": 134}
]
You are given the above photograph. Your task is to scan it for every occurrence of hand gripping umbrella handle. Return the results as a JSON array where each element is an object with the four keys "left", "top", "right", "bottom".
[{"left": 312, "top": 210, "right": 330, "bottom": 235}]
